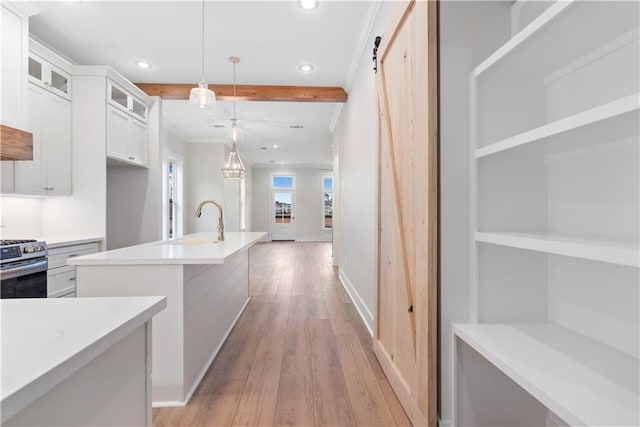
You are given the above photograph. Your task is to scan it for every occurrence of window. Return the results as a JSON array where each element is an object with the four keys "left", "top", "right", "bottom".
[
  {"left": 323, "top": 175, "right": 333, "bottom": 229},
  {"left": 167, "top": 161, "right": 176, "bottom": 238},
  {"left": 273, "top": 175, "right": 294, "bottom": 189},
  {"left": 163, "top": 156, "right": 183, "bottom": 240}
]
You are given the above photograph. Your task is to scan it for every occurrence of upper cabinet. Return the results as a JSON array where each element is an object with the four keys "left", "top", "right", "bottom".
[
  {"left": 1, "top": 3, "right": 29, "bottom": 131},
  {"left": 28, "top": 52, "right": 71, "bottom": 100},
  {"left": 12, "top": 41, "right": 73, "bottom": 196},
  {"left": 106, "top": 79, "right": 148, "bottom": 167}
]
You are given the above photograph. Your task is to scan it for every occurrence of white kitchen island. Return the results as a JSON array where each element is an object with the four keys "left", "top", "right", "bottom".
[
  {"left": 1, "top": 296, "right": 166, "bottom": 426},
  {"left": 68, "top": 231, "right": 266, "bottom": 407}
]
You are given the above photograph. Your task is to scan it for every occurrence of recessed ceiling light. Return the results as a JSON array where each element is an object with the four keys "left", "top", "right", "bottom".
[
  {"left": 280, "top": 162, "right": 285, "bottom": 165},
  {"left": 272, "top": 144, "right": 279, "bottom": 149},
  {"left": 135, "top": 60, "right": 152, "bottom": 69},
  {"left": 298, "top": 64, "right": 314, "bottom": 73},
  {"left": 297, "top": 0, "right": 318, "bottom": 10}
]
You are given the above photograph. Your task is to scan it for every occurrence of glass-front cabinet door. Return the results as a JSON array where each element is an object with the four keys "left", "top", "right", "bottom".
[
  {"left": 28, "top": 53, "right": 71, "bottom": 100},
  {"left": 131, "top": 97, "right": 147, "bottom": 121},
  {"left": 109, "top": 82, "right": 128, "bottom": 110}
]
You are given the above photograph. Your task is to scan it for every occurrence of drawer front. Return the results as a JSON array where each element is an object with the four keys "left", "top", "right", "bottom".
[
  {"left": 47, "top": 267, "right": 76, "bottom": 298},
  {"left": 48, "top": 242, "right": 99, "bottom": 269}
]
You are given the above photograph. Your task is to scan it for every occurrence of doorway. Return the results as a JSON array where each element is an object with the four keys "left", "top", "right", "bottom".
[{"left": 271, "top": 174, "right": 296, "bottom": 240}]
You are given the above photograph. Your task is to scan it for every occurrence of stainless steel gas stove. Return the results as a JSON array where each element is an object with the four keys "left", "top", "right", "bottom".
[{"left": 1, "top": 239, "right": 48, "bottom": 298}]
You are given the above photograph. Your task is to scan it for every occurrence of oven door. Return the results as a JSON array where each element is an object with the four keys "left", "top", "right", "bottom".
[{"left": 1, "top": 258, "right": 48, "bottom": 298}]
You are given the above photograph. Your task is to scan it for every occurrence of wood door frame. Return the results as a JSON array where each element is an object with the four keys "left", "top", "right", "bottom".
[{"left": 374, "top": 1, "right": 439, "bottom": 426}]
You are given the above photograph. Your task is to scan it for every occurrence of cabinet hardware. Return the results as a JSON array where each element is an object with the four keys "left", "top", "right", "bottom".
[
  {"left": 68, "top": 254, "right": 79, "bottom": 258},
  {"left": 408, "top": 305, "right": 413, "bottom": 313},
  {"left": 68, "top": 277, "right": 76, "bottom": 281}
]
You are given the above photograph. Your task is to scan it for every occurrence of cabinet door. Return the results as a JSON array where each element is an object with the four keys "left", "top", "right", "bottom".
[
  {"left": 106, "top": 105, "right": 130, "bottom": 161},
  {"left": 130, "top": 97, "right": 147, "bottom": 122},
  {"left": 44, "top": 94, "right": 71, "bottom": 195},
  {"left": 48, "top": 65, "right": 71, "bottom": 100},
  {"left": 15, "top": 85, "right": 45, "bottom": 193},
  {"left": 108, "top": 80, "right": 129, "bottom": 112},
  {"left": 128, "top": 118, "right": 147, "bottom": 166},
  {"left": 1, "top": 4, "right": 28, "bottom": 129}
]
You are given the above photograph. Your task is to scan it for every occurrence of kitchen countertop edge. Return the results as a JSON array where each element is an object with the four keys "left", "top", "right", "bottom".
[
  {"left": 1, "top": 296, "right": 167, "bottom": 423},
  {"left": 67, "top": 232, "right": 267, "bottom": 266}
]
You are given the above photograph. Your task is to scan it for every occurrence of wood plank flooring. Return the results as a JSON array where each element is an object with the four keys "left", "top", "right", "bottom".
[{"left": 153, "top": 241, "right": 411, "bottom": 427}]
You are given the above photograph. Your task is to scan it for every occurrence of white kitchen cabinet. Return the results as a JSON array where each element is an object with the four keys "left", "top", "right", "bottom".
[
  {"left": 28, "top": 52, "right": 71, "bottom": 100},
  {"left": 14, "top": 83, "right": 71, "bottom": 195},
  {"left": 106, "top": 80, "right": 148, "bottom": 167},
  {"left": 1, "top": 3, "right": 29, "bottom": 131},
  {"left": 454, "top": 2, "right": 639, "bottom": 426},
  {"left": 47, "top": 240, "right": 99, "bottom": 298}
]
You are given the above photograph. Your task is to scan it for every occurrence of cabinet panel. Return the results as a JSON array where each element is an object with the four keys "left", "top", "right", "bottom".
[
  {"left": 107, "top": 105, "right": 130, "bottom": 161},
  {"left": 129, "top": 118, "right": 147, "bottom": 165},
  {"left": 15, "top": 85, "right": 45, "bottom": 193},
  {"left": 15, "top": 83, "right": 71, "bottom": 195},
  {"left": 1, "top": 4, "right": 28, "bottom": 130},
  {"left": 47, "top": 266, "right": 76, "bottom": 298},
  {"left": 44, "top": 94, "right": 71, "bottom": 194}
]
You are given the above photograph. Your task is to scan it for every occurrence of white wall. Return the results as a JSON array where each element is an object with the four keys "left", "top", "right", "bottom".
[
  {"left": 439, "top": 2, "right": 510, "bottom": 425},
  {"left": 0, "top": 196, "right": 43, "bottom": 238},
  {"left": 250, "top": 167, "right": 331, "bottom": 241},
  {"left": 185, "top": 143, "right": 226, "bottom": 234},
  {"left": 106, "top": 97, "right": 162, "bottom": 250},
  {"left": 332, "top": 1, "right": 394, "bottom": 334}
]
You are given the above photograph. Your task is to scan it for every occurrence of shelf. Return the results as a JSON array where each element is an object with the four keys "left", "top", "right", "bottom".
[
  {"left": 454, "top": 322, "right": 639, "bottom": 427},
  {"left": 475, "top": 232, "right": 639, "bottom": 267},
  {"left": 472, "top": 0, "right": 575, "bottom": 77},
  {"left": 475, "top": 94, "right": 640, "bottom": 158}
]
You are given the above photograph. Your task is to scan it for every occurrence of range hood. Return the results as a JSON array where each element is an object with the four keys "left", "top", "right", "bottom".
[{"left": 0, "top": 125, "right": 33, "bottom": 161}]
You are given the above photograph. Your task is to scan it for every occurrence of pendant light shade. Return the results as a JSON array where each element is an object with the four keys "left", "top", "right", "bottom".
[
  {"left": 189, "top": 80, "right": 216, "bottom": 110},
  {"left": 189, "top": 0, "right": 216, "bottom": 110},
  {"left": 221, "top": 57, "right": 246, "bottom": 179},
  {"left": 221, "top": 143, "right": 246, "bottom": 179}
]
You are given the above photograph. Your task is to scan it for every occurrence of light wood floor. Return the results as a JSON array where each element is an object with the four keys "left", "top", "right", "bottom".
[{"left": 153, "top": 241, "right": 411, "bottom": 427}]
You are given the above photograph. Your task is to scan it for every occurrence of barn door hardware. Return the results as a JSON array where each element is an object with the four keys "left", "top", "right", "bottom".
[{"left": 373, "top": 36, "right": 382, "bottom": 73}]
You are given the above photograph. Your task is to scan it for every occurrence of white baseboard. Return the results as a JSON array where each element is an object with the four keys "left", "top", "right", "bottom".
[
  {"left": 439, "top": 418, "right": 452, "bottom": 427},
  {"left": 152, "top": 401, "right": 186, "bottom": 408},
  {"left": 295, "top": 236, "right": 332, "bottom": 242},
  {"left": 338, "top": 269, "right": 374, "bottom": 336}
]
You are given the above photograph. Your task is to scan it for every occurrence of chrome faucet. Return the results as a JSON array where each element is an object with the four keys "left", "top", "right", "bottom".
[{"left": 194, "top": 200, "right": 225, "bottom": 241}]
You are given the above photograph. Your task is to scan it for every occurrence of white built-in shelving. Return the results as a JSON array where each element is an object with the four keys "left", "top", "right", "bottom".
[
  {"left": 475, "top": 232, "right": 640, "bottom": 268},
  {"left": 455, "top": 0, "right": 639, "bottom": 426},
  {"left": 454, "top": 323, "right": 639, "bottom": 427},
  {"left": 475, "top": 94, "right": 639, "bottom": 159}
]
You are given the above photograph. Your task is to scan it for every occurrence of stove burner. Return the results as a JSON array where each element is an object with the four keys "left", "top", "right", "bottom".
[{"left": 0, "top": 239, "right": 38, "bottom": 246}]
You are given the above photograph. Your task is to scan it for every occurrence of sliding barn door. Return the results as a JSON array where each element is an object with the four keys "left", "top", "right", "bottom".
[{"left": 374, "top": 1, "right": 438, "bottom": 426}]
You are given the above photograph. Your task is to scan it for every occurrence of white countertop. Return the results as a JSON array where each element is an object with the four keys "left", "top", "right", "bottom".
[
  {"left": 0, "top": 296, "right": 166, "bottom": 423},
  {"left": 67, "top": 232, "right": 267, "bottom": 266}
]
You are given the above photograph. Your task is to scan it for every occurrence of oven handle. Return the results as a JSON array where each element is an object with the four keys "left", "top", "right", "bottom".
[{"left": 0, "top": 259, "right": 48, "bottom": 280}]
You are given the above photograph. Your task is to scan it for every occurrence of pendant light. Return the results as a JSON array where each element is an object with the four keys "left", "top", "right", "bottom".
[
  {"left": 188, "top": 0, "right": 216, "bottom": 110},
  {"left": 221, "top": 57, "right": 246, "bottom": 179}
]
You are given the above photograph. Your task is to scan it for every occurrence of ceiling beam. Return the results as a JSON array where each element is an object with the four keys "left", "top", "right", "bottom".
[{"left": 134, "top": 83, "right": 348, "bottom": 103}]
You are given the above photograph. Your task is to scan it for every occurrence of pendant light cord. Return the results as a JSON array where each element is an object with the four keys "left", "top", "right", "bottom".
[
  {"left": 232, "top": 61, "right": 237, "bottom": 120},
  {"left": 201, "top": 0, "right": 205, "bottom": 81}
]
